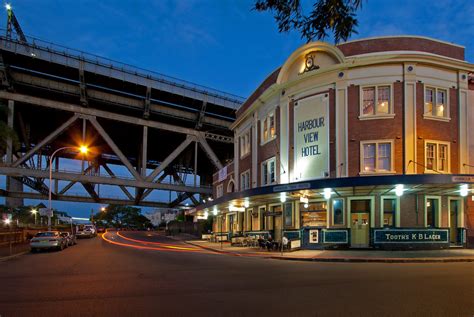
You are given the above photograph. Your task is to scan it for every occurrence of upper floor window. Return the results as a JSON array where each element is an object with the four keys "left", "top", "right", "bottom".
[
  {"left": 424, "top": 87, "right": 448, "bottom": 119},
  {"left": 261, "top": 157, "right": 276, "bottom": 186},
  {"left": 425, "top": 140, "right": 450, "bottom": 173},
  {"left": 239, "top": 129, "right": 251, "bottom": 158},
  {"left": 240, "top": 170, "right": 250, "bottom": 191},
  {"left": 360, "top": 85, "right": 392, "bottom": 118},
  {"left": 216, "top": 184, "right": 223, "bottom": 198},
  {"left": 360, "top": 140, "right": 394, "bottom": 174},
  {"left": 261, "top": 111, "right": 276, "bottom": 144}
]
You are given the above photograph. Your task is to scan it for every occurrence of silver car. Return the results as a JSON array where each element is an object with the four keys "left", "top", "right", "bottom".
[
  {"left": 30, "top": 231, "right": 68, "bottom": 252},
  {"left": 60, "top": 232, "right": 77, "bottom": 247}
]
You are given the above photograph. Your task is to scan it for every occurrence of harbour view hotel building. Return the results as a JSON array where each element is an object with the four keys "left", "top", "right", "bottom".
[{"left": 192, "top": 36, "right": 474, "bottom": 250}]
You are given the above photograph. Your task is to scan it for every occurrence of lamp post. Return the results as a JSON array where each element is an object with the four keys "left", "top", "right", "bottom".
[
  {"left": 31, "top": 209, "right": 38, "bottom": 225},
  {"left": 48, "top": 145, "right": 88, "bottom": 231}
]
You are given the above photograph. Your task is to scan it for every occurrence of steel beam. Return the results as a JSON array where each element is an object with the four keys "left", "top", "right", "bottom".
[
  {"left": 102, "top": 163, "right": 134, "bottom": 200},
  {"left": 196, "top": 132, "right": 223, "bottom": 170},
  {"left": 146, "top": 136, "right": 194, "bottom": 182},
  {"left": 12, "top": 113, "right": 79, "bottom": 167},
  {"left": 0, "top": 166, "right": 212, "bottom": 194},
  {"left": 59, "top": 165, "right": 94, "bottom": 195},
  {"left": 87, "top": 116, "right": 142, "bottom": 181}
]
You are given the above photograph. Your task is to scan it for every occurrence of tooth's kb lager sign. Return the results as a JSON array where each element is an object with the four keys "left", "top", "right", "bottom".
[{"left": 294, "top": 94, "right": 329, "bottom": 181}]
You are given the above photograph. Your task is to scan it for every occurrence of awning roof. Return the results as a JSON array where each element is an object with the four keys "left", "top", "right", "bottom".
[{"left": 191, "top": 174, "right": 473, "bottom": 215}]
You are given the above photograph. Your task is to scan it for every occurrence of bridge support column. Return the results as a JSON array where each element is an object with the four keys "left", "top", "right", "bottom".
[{"left": 5, "top": 100, "right": 23, "bottom": 207}]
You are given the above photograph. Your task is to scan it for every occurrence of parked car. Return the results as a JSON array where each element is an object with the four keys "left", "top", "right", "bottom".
[
  {"left": 76, "top": 224, "right": 97, "bottom": 238},
  {"left": 60, "top": 232, "right": 77, "bottom": 246},
  {"left": 97, "top": 227, "right": 105, "bottom": 233},
  {"left": 30, "top": 231, "right": 68, "bottom": 252}
]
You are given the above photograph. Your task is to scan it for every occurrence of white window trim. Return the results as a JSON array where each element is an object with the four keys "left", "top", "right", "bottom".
[
  {"left": 239, "top": 128, "right": 251, "bottom": 159},
  {"left": 226, "top": 177, "right": 235, "bottom": 193},
  {"left": 380, "top": 196, "right": 400, "bottom": 228},
  {"left": 424, "top": 140, "right": 451, "bottom": 174},
  {"left": 216, "top": 184, "right": 223, "bottom": 198},
  {"left": 359, "top": 84, "right": 395, "bottom": 120},
  {"left": 423, "top": 86, "right": 451, "bottom": 122},
  {"left": 261, "top": 157, "right": 277, "bottom": 186},
  {"left": 331, "top": 198, "right": 345, "bottom": 227},
  {"left": 359, "top": 139, "right": 396, "bottom": 175},
  {"left": 347, "top": 196, "right": 375, "bottom": 228},
  {"left": 260, "top": 110, "right": 277, "bottom": 145},
  {"left": 240, "top": 169, "right": 251, "bottom": 191},
  {"left": 424, "top": 196, "right": 442, "bottom": 228},
  {"left": 447, "top": 197, "right": 464, "bottom": 228}
]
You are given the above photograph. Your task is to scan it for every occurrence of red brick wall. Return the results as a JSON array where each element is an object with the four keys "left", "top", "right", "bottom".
[
  {"left": 347, "top": 83, "right": 403, "bottom": 177},
  {"left": 257, "top": 106, "right": 280, "bottom": 185},
  {"left": 337, "top": 37, "right": 464, "bottom": 60},
  {"left": 415, "top": 84, "right": 459, "bottom": 173}
]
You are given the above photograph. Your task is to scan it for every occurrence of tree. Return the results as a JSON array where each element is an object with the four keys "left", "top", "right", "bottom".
[
  {"left": 254, "top": 0, "right": 363, "bottom": 43},
  {"left": 93, "top": 205, "right": 151, "bottom": 229}
]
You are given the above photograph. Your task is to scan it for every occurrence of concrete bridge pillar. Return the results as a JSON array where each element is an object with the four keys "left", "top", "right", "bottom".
[{"left": 5, "top": 100, "right": 23, "bottom": 207}]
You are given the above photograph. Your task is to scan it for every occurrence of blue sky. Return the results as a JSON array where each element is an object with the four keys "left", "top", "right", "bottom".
[{"left": 1, "top": 0, "right": 473, "bottom": 218}]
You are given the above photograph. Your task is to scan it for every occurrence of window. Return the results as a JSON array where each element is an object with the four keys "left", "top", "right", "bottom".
[
  {"left": 240, "top": 170, "right": 250, "bottom": 191},
  {"left": 425, "top": 197, "right": 440, "bottom": 228},
  {"left": 425, "top": 141, "right": 450, "bottom": 173},
  {"left": 301, "top": 201, "right": 327, "bottom": 227},
  {"left": 332, "top": 198, "right": 344, "bottom": 225},
  {"left": 216, "top": 184, "right": 223, "bottom": 198},
  {"left": 261, "top": 157, "right": 276, "bottom": 185},
  {"left": 424, "top": 87, "right": 448, "bottom": 118},
  {"left": 239, "top": 129, "right": 251, "bottom": 158},
  {"left": 360, "top": 140, "right": 394, "bottom": 174},
  {"left": 382, "top": 198, "right": 397, "bottom": 227},
  {"left": 261, "top": 111, "right": 276, "bottom": 143},
  {"left": 360, "top": 85, "right": 392, "bottom": 117}
]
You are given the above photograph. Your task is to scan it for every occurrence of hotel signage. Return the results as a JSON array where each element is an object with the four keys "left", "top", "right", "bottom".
[
  {"left": 294, "top": 94, "right": 329, "bottom": 181},
  {"left": 374, "top": 229, "right": 449, "bottom": 243}
]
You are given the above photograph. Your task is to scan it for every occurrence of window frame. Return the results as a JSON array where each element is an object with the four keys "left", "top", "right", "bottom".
[
  {"left": 216, "top": 184, "right": 223, "bottom": 198},
  {"left": 359, "top": 140, "right": 395, "bottom": 175},
  {"left": 423, "top": 86, "right": 450, "bottom": 121},
  {"left": 300, "top": 199, "right": 328, "bottom": 228},
  {"left": 260, "top": 110, "right": 276, "bottom": 145},
  {"left": 261, "top": 157, "right": 276, "bottom": 186},
  {"left": 359, "top": 84, "right": 395, "bottom": 120},
  {"left": 331, "top": 198, "right": 345, "bottom": 227},
  {"left": 239, "top": 128, "right": 251, "bottom": 159},
  {"left": 424, "top": 196, "right": 441, "bottom": 228},
  {"left": 240, "top": 169, "right": 251, "bottom": 191},
  {"left": 380, "top": 196, "right": 400, "bottom": 228},
  {"left": 424, "top": 140, "right": 451, "bottom": 174}
]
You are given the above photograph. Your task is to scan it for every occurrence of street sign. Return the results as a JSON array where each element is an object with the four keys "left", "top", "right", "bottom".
[{"left": 39, "top": 208, "right": 53, "bottom": 217}]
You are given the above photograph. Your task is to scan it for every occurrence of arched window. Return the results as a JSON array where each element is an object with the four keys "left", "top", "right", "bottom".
[{"left": 227, "top": 178, "right": 235, "bottom": 193}]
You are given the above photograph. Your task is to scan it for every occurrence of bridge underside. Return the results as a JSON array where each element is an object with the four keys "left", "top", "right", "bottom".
[{"left": 0, "top": 36, "right": 240, "bottom": 209}]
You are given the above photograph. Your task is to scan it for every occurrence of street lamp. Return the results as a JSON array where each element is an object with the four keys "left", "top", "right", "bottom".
[
  {"left": 31, "top": 209, "right": 38, "bottom": 225},
  {"left": 48, "top": 145, "right": 88, "bottom": 230}
]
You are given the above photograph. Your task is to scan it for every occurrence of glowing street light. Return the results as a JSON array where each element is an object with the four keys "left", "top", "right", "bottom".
[
  {"left": 395, "top": 184, "right": 404, "bottom": 197},
  {"left": 5, "top": 3, "right": 12, "bottom": 11},
  {"left": 460, "top": 184, "right": 468, "bottom": 197},
  {"left": 100, "top": 207, "right": 106, "bottom": 212},
  {"left": 4, "top": 218, "right": 11, "bottom": 225},
  {"left": 31, "top": 208, "right": 38, "bottom": 225},
  {"left": 48, "top": 145, "right": 89, "bottom": 230}
]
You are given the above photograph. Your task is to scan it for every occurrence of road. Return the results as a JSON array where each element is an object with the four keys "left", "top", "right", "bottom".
[{"left": 0, "top": 231, "right": 473, "bottom": 317}]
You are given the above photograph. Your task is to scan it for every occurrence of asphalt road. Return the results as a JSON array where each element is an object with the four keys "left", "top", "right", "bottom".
[{"left": 0, "top": 231, "right": 473, "bottom": 317}]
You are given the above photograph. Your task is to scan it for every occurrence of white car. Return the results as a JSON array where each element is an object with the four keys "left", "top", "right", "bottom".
[
  {"left": 76, "top": 224, "right": 97, "bottom": 238},
  {"left": 30, "top": 231, "right": 68, "bottom": 252}
]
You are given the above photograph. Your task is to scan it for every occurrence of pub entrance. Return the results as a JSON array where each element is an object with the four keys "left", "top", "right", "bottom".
[
  {"left": 350, "top": 199, "right": 371, "bottom": 248},
  {"left": 449, "top": 199, "right": 461, "bottom": 245}
]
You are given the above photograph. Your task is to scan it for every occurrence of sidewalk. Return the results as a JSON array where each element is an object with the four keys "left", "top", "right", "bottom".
[
  {"left": 186, "top": 240, "right": 474, "bottom": 263},
  {"left": 0, "top": 242, "right": 30, "bottom": 262}
]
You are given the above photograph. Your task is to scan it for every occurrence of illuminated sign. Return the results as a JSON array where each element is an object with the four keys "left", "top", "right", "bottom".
[
  {"left": 373, "top": 229, "right": 449, "bottom": 243},
  {"left": 294, "top": 94, "right": 329, "bottom": 181}
]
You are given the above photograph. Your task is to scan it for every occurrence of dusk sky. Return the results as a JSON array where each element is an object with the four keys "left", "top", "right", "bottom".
[{"left": 1, "top": 0, "right": 473, "bottom": 218}]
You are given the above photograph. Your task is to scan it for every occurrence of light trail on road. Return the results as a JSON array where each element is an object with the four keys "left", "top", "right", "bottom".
[{"left": 116, "top": 231, "right": 200, "bottom": 251}]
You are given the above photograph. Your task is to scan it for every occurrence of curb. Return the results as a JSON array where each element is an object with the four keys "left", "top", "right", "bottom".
[
  {"left": 0, "top": 250, "right": 29, "bottom": 262},
  {"left": 186, "top": 241, "right": 474, "bottom": 263}
]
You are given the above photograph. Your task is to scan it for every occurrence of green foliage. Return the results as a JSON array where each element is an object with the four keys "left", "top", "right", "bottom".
[
  {"left": 254, "top": 0, "right": 363, "bottom": 43},
  {"left": 93, "top": 205, "right": 152, "bottom": 229}
]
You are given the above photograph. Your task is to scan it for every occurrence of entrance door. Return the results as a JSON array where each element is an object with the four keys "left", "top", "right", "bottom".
[
  {"left": 274, "top": 215, "right": 282, "bottom": 242},
  {"left": 229, "top": 215, "right": 235, "bottom": 234},
  {"left": 449, "top": 200, "right": 459, "bottom": 245},
  {"left": 350, "top": 213, "right": 370, "bottom": 248}
]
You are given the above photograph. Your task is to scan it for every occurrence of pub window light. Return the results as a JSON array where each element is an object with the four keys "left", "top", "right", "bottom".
[
  {"left": 460, "top": 184, "right": 468, "bottom": 197},
  {"left": 395, "top": 184, "right": 404, "bottom": 197}
]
